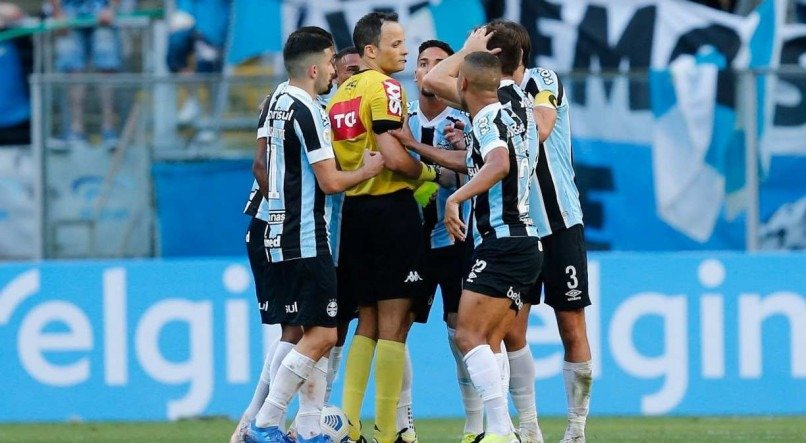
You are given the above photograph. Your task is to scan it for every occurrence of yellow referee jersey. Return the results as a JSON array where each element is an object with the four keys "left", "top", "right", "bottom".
[{"left": 327, "top": 69, "right": 414, "bottom": 197}]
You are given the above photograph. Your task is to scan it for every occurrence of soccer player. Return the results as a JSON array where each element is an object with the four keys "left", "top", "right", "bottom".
[
  {"left": 323, "top": 45, "right": 361, "bottom": 407},
  {"left": 389, "top": 40, "right": 483, "bottom": 443},
  {"left": 334, "top": 47, "right": 360, "bottom": 86},
  {"left": 445, "top": 51, "right": 541, "bottom": 443},
  {"left": 233, "top": 26, "right": 337, "bottom": 443},
  {"left": 247, "top": 31, "right": 385, "bottom": 443},
  {"left": 510, "top": 21, "right": 593, "bottom": 443},
  {"left": 327, "top": 11, "right": 446, "bottom": 443},
  {"left": 422, "top": 24, "right": 544, "bottom": 442}
]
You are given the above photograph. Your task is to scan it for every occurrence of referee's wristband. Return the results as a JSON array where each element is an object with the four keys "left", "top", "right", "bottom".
[{"left": 417, "top": 162, "right": 441, "bottom": 182}]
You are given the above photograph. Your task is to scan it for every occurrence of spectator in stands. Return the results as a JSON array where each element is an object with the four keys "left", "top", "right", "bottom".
[
  {"left": 50, "top": 0, "right": 122, "bottom": 149},
  {"left": 0, "top": 2, "right": 32, "bottom": 146},
  {"left": 166, "top": 0, "right": 231, "bottom": 144}
]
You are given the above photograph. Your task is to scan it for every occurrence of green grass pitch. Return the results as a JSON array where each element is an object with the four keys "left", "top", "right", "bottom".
[{"left": 1, "top": 416, "right": 805, "bottom": 442}]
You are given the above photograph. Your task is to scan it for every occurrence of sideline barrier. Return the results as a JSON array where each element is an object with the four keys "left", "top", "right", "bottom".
[{"left": 0, "top": 252, "right": 803, "bottom": 421}]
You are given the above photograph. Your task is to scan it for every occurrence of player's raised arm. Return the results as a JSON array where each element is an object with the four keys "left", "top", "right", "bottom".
[{"left": 422, "top": 27, "right": 499, "bottom": 110}]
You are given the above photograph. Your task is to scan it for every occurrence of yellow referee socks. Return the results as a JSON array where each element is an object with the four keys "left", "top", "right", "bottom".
[
  {"left": 343, "top": 335, "right": 376, "bottom": 441},
  {"left": 374, "top": 339, "right": 406, "bottom": 443}
]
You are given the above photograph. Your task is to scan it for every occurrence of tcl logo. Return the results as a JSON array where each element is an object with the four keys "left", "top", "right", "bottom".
[
  {"left": 383, "top": 79, "right": 402, "bottom": 117},
  {"left": 333, "top": 111, "right": 358, "bottom": 128},
  {"left": 329, "top": 97, "right": 366, "bottom": 140}
]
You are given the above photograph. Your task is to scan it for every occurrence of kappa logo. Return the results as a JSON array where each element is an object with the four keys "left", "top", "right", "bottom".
[
  {"left": 466, "top": 259, "right": 487, "bottom": 283},
  {"left": 404, "top": 271, "right": 422, "bottom": 283},
  {"left": 383, "top": 80, "right": 402, "bottom": 117},
  {"left": 326, "top": 299, "right": 338, "bottom": 317},
  {"left": 566, "top": 289, "right": 582, "bottom": 301}
]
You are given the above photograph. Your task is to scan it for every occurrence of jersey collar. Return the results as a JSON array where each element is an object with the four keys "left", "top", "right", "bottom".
[
  {"left": 417, "top": 103, "right": 453, "bottom": 128},
  {"left": 284, "top": 84, "right": 316, "bottom": 105},
  {"left": 499, "top": 79, "right": 516, "bottom": 88}
]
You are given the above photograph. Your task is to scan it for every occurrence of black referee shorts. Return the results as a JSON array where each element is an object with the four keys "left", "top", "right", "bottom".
[{"left": 338, "top": 189, "right": 426, "bottom": 307}]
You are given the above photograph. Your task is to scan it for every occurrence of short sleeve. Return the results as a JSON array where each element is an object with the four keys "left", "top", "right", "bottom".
[
  {"left": 370, "top": 78, "right": 406, "bottom": 133},
  {"left": 529, "top": 67, "right": 565, "bottom": 108},
  {"left": 295, "top": 105, "right": 335, "bottom": 164},
  {"left": 533, "top": 89, "right": 558, "bottom": 110},
  {"left": 473, "top": 114, "right": 507, "bottom": 159}
]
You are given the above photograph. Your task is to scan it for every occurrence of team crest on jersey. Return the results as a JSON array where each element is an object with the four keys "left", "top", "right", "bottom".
[
  {"left": 383, "top": 79, "right": 402, "bottom": 117},
  {"left": 329, "top": 97, "right": 366, "bottom": 140},
  {"left": 326, "top": 299, "right": 338, "bottom": 317}
]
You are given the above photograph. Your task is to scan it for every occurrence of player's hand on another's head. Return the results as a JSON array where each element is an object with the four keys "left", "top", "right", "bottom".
[
  {"left": 444, "top": 195, "right": 467, "bottom": 243},
  {"left": 462, "top": 27, "right": 500, "bottom": 55},
  {"left": 362, "top": 149, "right": 385, "bottom": 176}
]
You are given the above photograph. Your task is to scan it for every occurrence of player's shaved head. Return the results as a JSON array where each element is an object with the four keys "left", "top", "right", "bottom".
[
  {"left": 461, "top": 52, "right": 502, "bottom": 93},
  {"left": 485, "top": 19, "right": 523, "bottom": 75}
]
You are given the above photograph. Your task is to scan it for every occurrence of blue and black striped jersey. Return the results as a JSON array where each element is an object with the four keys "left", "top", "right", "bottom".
[
  {"left": 262, "top": 85, "right": 334, "bottom": 262},
  {"left": 407, "top": 100, "right": 472, "bottom": 249},
  {"left": 466, "top": 102, "right": 538, "bottom": 246},
  {"left": 244, "top": 82, "right": 291, "bottom": 222},
  {"left": 244, "top": 82, "right": 340, "bottom": 263},
  {"left": 497, "top": 79, "right": 549, "bottom": 238},
  {"left": 520, "top": 67, "right": 583, "bottom": 235}
]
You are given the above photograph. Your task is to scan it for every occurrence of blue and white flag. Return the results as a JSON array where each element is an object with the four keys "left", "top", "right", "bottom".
[{"left": 650, "top": 0, "right": 783, "bottom": 242}]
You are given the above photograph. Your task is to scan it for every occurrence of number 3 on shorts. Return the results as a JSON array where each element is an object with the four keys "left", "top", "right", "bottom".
[{"left": 565, "top": 265, "right": 578, "bottom": 289}]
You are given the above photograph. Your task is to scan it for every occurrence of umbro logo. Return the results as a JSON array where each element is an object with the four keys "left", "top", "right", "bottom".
[
  {"left": 566, "top": 289, "right": 582, "bottom": 301},
  {"left": 404, "top": 271, "right": 422, "bottom": 283}
]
